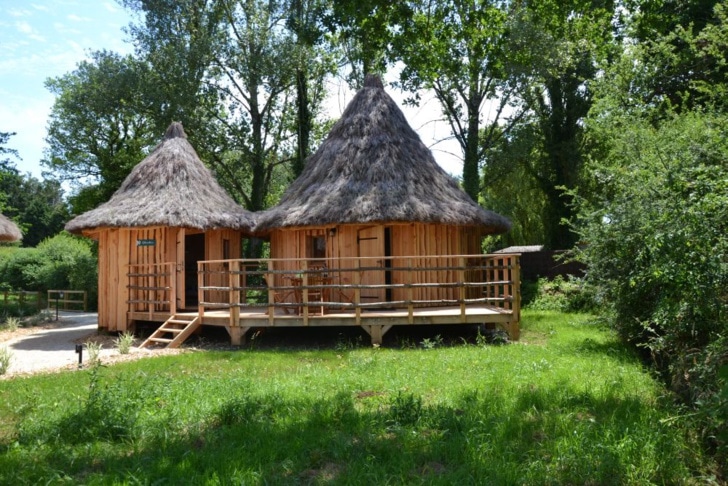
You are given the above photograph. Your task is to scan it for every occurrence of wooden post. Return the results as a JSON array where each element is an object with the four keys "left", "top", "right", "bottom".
[
  {"left": 459, "top": 256, "right": 466, "bottom": 322},
  {"left": 229, "top": 260, "right": 240, "bottom": 329},
  {"left": 169, "top": 263, "right": 176, "bottom": 315},
  {"left": 407, "top": 257, "right": 414, "bottom": 324},
  {"left": 198, "top": 261, "right": 205, "bottom": 323},
  {"left": 302, "top": 259, "right": 309, "bottom": 326}
]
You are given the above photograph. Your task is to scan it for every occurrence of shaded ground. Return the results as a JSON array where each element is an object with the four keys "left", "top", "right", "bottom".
[{"left": 1, "top": 312, "right": 501, "bottom": 379}]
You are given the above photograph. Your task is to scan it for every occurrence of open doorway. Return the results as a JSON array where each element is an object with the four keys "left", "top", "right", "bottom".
[{"left": 184, "top": 233, "right": 205, "bottom": 308}]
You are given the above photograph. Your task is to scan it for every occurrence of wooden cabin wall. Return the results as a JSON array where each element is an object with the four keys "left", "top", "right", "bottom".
[{"left": 268, "top": 224, "right": 484, "bottom": 308}]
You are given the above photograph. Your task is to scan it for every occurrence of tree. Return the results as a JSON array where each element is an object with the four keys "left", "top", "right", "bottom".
[
  {"left": 286, "top": 0, "right": 335, "bottom": 177},
  {"left": 44, "top": 50, "right": 156, "bottom": 213},
  {"left": 394, "top": 0, "right": 525, "bottom": 201},
  {"left": 484, "top": 0, "right": 617, "bottom": 249},
  {"left": 324, "top": 0, "right": 406, "bottom": 87},
  {"left": 577, "top": 7, "right": 728, "bottom": 466},
  {"left": 1, "top": 133, "right": 69, "bottom": 247}
]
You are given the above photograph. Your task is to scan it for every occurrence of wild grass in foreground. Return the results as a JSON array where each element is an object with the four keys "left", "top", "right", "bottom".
[{"left": 0, "top": 311, "right": 718, "bottom": 484}]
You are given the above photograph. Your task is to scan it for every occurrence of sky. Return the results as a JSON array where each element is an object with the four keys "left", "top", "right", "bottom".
[{"left": 0, "top": 0, "right": 462, "bottom": 185}]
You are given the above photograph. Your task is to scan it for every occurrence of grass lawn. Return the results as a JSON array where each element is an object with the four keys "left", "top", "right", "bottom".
[{"left": 0, "top": 311, "right": 718, "bottom": 484}]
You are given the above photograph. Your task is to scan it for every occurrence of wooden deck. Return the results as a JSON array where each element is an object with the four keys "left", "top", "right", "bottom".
[{"left": 127, "top": 253, "right": 521, "bottom": 346}]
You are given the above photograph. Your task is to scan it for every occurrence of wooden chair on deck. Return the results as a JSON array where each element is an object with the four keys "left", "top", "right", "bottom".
[{"left": 265, "top": 274, "right": 296, "bottom": 315}]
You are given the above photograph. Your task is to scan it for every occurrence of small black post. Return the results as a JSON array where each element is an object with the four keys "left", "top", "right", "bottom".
[
  {"left": 55, "top": 292, "right": 59, "bottom": 321},
  {"left": 75, "top": 344, "right": 83, "bottom": 367}
]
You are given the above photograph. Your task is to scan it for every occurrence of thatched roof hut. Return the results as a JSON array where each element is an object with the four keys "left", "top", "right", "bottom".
[
  {"left": 66, "top": 122, "right": 254, "bottom": 234},
  {"left": 255, "top": 75, "right": 510, "bottom": 233},
  {"left": 66, "top": 122, "right": 255, "bottom": 333},
  {"left": 0, "top": 213, "right": 22, "bottom": 242}
]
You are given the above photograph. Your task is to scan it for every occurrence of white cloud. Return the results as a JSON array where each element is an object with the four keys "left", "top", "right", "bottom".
[
  {"left": 103, "top": 1, "right": 119, "bottom": 13},
  {"left": 15, "top": 20, "right": 45, "bottom": 42},
  {"left": 67, "top": 14, "right": 91, "bottom": 22},
  {"left": 7, "top": 8, "right": 32, "bottom": 18}
]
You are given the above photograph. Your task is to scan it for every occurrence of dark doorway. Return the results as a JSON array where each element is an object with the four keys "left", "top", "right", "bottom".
[{"left": 185, "top": 233, "right": 205, "bottom": 307}]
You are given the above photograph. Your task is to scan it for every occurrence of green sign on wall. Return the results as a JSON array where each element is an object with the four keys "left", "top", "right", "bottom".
[{"left": 137, "top": 239, "right": 156, "bottom": 247}]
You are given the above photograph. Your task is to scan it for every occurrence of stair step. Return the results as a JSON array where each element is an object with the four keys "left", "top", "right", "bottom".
[
  {"left": 168, "top": 319, "right": 195, "bottom": 324},
  {"left": 159, "top": 327, "right": 183, "bottom": 334},
  {"left": 149, "top": 337, "right": 174, "bottom": 343}
]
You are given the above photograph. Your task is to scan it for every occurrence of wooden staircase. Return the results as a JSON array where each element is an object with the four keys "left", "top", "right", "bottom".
[{"left": 140, "top": 314, "right": 201, "bottom": 349}]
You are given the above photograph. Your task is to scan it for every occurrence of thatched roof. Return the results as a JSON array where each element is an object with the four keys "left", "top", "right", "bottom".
[
  {"left": 0, "top": 213, "right": 22, "bottom": 242},
  {"left": 255, "top": 75, "right": 510, "bottom": 234},
  {"left": 65, "top": 123, "right": 255, "bottom": 234}
]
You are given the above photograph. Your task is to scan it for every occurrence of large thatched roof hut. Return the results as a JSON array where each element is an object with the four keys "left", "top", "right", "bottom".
[
  {"left": 0, "top": 213, "right": 22, "bottom": 242},
  {"left": 66, "top": 122, "right": 255, "bottom": 332},
  {"left": 256, "top": 75, "right": 510, "bottom": 307}
]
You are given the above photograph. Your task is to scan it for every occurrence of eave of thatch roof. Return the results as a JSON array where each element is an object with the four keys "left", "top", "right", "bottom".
[
  {"left": 65, "top": 123, "right": 255, "bottom": 234},
  {"left": 255, "top": 75, "right": 510, "bottom": 234},
  {"left": 0, "top": 213, "right": 22, "bottom": 242}
]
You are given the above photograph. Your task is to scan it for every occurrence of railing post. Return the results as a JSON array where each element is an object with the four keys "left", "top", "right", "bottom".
[
  {"left": 198, "top": 261, "right": 205, "bottom": 323},
  {"left": 229, "top": 260, "right": 240, "bottom": 328},
  {"left": 407, "top": 257, "right": 414, "bottom": 324},
  {"left": 354, "top": 257, "right": 362, "bottom": 326},
  {"left": 302, "top": 259, "right": 309, "bottom": 326},
  {"left": 459, "top": 256, "right": 466, "bottom": 322}
]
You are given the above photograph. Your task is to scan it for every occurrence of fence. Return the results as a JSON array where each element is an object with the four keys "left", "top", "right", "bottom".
[{"left": 47, "top": 290, "right": 88, "bottom": 312}]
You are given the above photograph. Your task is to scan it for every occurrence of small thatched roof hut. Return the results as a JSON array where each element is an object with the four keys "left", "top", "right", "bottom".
[
  {"left": 67, "top": 122, "right": 255, "bottom": 332},
  {"left": 0, "top": 213, "right": 22, "bottom": 242},
  {"left": 255, "top": 75, "right": 510, "bottom": 233},
  {"left": 257, "top": 75, "right": 510, "bottom": 307}
]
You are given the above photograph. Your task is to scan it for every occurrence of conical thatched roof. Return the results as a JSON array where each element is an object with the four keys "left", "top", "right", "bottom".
[
  {"left": 0, "top": 213, "right": 22, "bottom": 242},
  {"left": 255, "top": 75, "right": 510, "bottom": 234},
  {"left": 65, "top": 123, "right": 255, "bottom": 234}
]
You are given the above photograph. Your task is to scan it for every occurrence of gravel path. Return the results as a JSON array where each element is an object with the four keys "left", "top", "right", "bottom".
[
  {"left": 2, "top": 312, "right": 103, "bottom": 375},
  {"left": 0, "top": 311, "right": 184, "bottom": 378}
]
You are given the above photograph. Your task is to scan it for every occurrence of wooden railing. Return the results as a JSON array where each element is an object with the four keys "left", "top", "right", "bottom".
[
  {"left": 47, "top": 290, "right": 87, "bottom": 312},
  {"left": 196, "top": 254, "right": 520, "bottom": 325},
  {"left": 127, "top": 262, "right": 177, "bottom": 318}
]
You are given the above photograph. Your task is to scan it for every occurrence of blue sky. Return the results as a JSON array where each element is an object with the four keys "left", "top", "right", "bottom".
[
  {"left": 1, "top": 1, "right": 135, "bottom": 179},
  {"left": 0, "top": 1, "right": 461, "bottom": 184}
]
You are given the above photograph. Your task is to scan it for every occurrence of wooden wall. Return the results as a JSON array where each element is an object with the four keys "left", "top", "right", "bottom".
[
  {"left": 269, "top": 223, "right": 485, "bottom": 306},
  {"left": 90, "top": 226, "right": 242, "bottom": 332}
]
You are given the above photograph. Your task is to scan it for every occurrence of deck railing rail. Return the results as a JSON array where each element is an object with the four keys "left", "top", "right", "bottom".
[
  {"left": 196, "top": 254, "right": 520, "bottom": 327},
  {"left": 127, "top": 262, "right": 177, "bottom": 319}
]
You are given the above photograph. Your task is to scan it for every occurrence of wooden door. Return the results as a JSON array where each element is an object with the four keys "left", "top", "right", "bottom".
[{"left": 357, "top": 226, "right": 386, "bottom": 303}]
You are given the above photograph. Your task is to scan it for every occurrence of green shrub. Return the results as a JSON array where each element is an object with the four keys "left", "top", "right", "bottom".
[
  {"left": 578, "top": 109, "right": 728, "bottom": 465},
  {"left": 524, "top": 276, "right": 597, "bottom": 313},
  {"left": 0, "top": 346, "right": 12, "bottom": 375},
  {"left": 0, "top": 233, "right": 97, "bottom": 311},
  {"left": 116, "top": 332, "right": 135, "bottom": 355}
]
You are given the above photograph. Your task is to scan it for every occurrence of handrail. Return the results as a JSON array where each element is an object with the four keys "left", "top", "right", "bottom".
[
  {"left": 196, "top": 254, "right": 521, "bottom": 323},
  {"left": 126, "top": 262, "right": 177, "bottom": 318}
]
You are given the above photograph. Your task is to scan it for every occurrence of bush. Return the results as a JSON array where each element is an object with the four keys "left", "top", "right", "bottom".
[
  {"left": 523, "top": 276, "right": 597, "bottom": 313},
  {"left": 578, "top": 110, "right": 728, "bottom": 464},
  {"left": 0, "top": 232, "right": 97, "bottom": 311}
]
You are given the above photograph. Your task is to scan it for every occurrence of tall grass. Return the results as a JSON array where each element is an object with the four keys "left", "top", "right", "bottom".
[{"left": 0, "top": 311, "right": 718, "bottom": 484}]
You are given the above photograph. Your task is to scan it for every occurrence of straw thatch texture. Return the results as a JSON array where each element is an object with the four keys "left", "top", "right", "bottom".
[
  {"left": 65, "top": 123, "right": 255, "bottom": 234},
  {"left": 255, "top": 75, "right": 510, "bottom": 234},
  {"left": 0, "top": 213, "right": 22, "bottom": 242}
]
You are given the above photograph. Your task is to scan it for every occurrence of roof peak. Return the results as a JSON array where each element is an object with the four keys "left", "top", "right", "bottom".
[
  {"left": 363, "top": 74, "right": 384, "bottom": 89},
  {"left": 164, "top": 122, "right": 187, "bottom": 140}
]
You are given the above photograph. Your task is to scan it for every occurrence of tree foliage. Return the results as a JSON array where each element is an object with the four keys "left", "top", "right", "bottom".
[
  {"left": 44, "top": 50, "right": 156, "bottom": 213},
  {"left": 394, "top": 0, "right": 523, "bottom": 201},
  {"left": 577, "top": 4, "right": 728, "bottom": 464}
]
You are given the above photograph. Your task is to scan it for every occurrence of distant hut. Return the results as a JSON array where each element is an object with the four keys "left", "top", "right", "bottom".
[
  {"left": 66, "top": 122, "right": 255, "bottom": 332},
  {"left": 256, "top": 75, "right": 510, "bottom": 306},
  {"left": 0, "top": 214, "right": 22, "bottom": 242}
]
